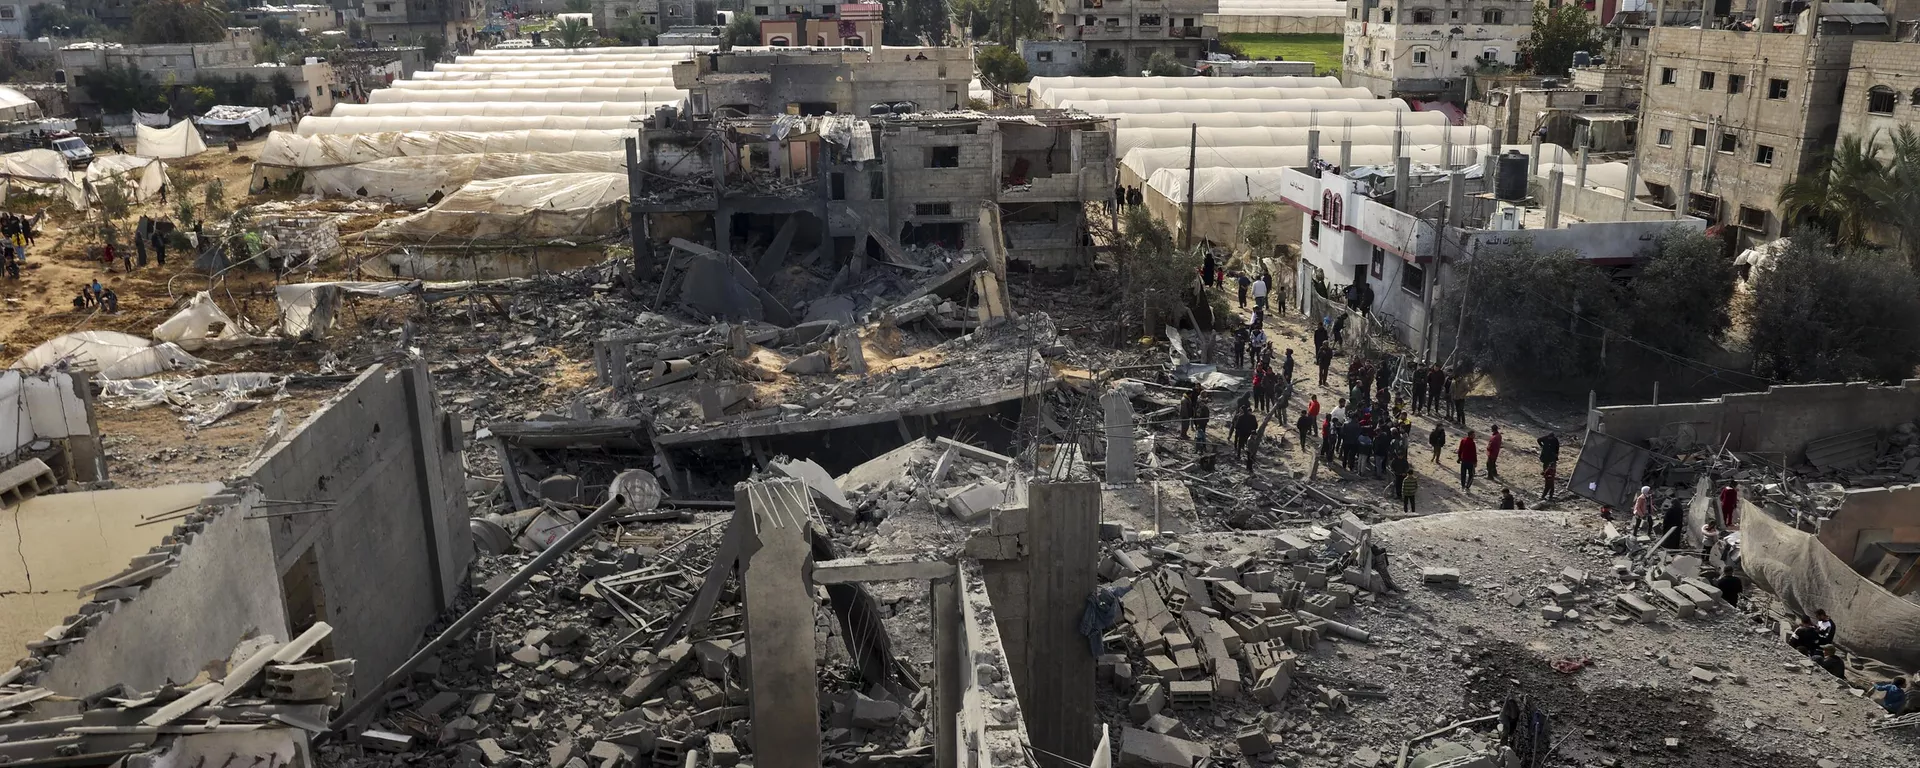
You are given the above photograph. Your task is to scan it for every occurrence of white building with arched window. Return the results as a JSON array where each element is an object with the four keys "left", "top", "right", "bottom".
[{"left": 1341, "top": 0, "right": 1533, "bottom": 100}]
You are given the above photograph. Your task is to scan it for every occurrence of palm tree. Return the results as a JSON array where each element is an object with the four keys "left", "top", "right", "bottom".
[
  {"left": 1779, "top": 135, "right": 1886, "bottom": 248},
  {"left": 556, "top": 18, "right": 594, "bottom": 50},
  {"left": 1874, "top": 126, "right": 1920, "bottom": 271}
]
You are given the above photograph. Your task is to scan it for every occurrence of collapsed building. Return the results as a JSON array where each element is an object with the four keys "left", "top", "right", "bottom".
[{"left": 1576, "top": 379, "right": 1920, "bottom": 668}]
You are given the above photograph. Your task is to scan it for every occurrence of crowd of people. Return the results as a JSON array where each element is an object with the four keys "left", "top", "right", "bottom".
[{"left": 71, "top": 279, "right": 117, "bottom": 313}]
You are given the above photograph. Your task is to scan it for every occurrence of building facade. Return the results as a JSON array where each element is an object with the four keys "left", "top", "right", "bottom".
[
  {"left": 234, "top": 4, "right": 341, "bottom": 32},
  {"left": 1018, "top": 39, "right": 1087, "bottom": 78},
  {"left": 1040, "top": 0, "right": 1220, "bottom": 69},
  {"left": 1634, "top": 8, "right": 1892, "bottom": 249},
  {"left": 1467, "top": 65, "right": 1639, "bottom": 150},
  {"left": 756, "top": 2, "right": 881, "bottom": 46},
  {"left": 1838, "top": 39, "right": 1920, "bottom": 155},
  {"left": 360, "top": 0, "right": 482, "bottom": 46},
  {"left": 1342, "top": 0, "right": 1534, "bottom": 100},
  {"left": 674, "top": 46, "right": 972, "bottom": 114}
]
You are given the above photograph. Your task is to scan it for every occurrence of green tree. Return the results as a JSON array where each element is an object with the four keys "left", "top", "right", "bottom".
[
  {"left": 1874, "top": 126, "right": 1920, "bottom": 270},
  {"left": 268, "top": 71, "right": 295, "bottom": 103},
  {"left": 614, "top": 17, "right": 657, "bottom": 45},
  {"left": 1241, "top": 204, "right": 1276, "bottom": 260},
  {"left": 564, "top": 0, "right": 592, "bottom": 11},
  {"left": 975, "top": 44, "right": 1029, "bottom": 87},
  {"left": 881, "top": 0, "right": 949, "bottom": 45},
  {"left": 1747, "top": 234, "right": 1920, "bottom": 382},
  {"left": 1779, "top": 135, "right": 1886, "bottom": 249},
  {"left": 1626, "top": 228, "right": 1736, "bottom": 354},
  {"left": 723, "top": 14, "right": 759, "bottom": 46},
  {"left": 1145, "top": 51, "right": 1188, "bottom": 77},
  {"left": 347, "top": 19, "right": 365, "bottom": 40},
  {"left": 1523, "top": 1, "right": 1600, "bottom": 76},
  {"left": 130, "top": 0, "right": 228, "bottom": 45},
  {"left": 948, "top": 0, "right": 1042, "bottom": 45},
  {"left": 420, "top": 34, "right": 446, "bottom": 61},
  {"left": 556, "top": 17, "right": 594, "bottom": 49},
  {"left": 1439, "top": 241, "right": 1629, "bottom": 382},
  {"left": 26, "top": 4, "right": 105, "bottom": 38},
  {"left": 1082, "top": 54, "right": 1128, "bottom": 77},
  {"left": 79, "top": 63, "right": 165, "bottom": 113}
]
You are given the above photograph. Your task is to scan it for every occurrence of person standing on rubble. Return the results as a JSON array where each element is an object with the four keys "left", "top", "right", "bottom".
[
  {"left": 1280, "top": 348, "right": 1296, "bottom": 389},
  {"left": 1233, "top": 325, "right": 1251, "bottom": 368},
  {"left": 1315, "top": 342, "right": 1334, "bottom": 386},
  {"left": 1817, "top": 646, "right": 1847, "bottom": 679},
  {"left": 1660, "top": 497, "right": 1686, "bottom": 546},
  {"left": 1231, "top": 401, "right": 1258, "bottom": 460},
  {"left": 133, "top": 216, "right": 150, "bottom": 269},
  {"left": 1252, "top": 361, "right": 1274, "bottom": 411},
  {"left": 1400, "top": 469, "right": 1419, "bottom": 515},
  {"left": 1251, "top": 274, "right": 1269, "bottom": 314},
  {"left": 1632, "top": 486, "right": 1656, "bottom": 537},
  {"left": 1539, "top": 431, "right": 1561, "bottom": 500},
  {"left": 1341, "top": 417, "right": 1363, "bottom": 472},
  {"left": 1485, "top": 425, "right": 1503, "bottom": 479},
  {"left": 1457, "top": 430, "right": 1479, "bottom": 489},
  {"left": 1236, "top": 271, "right": 1251, "bottom": 308},
  {"left": 1712, "top": 569, "right": 1743, "bottom": 607},
  {"left": 1202, "top": 251, "right": 1218, "bottom": 288},
  {"left": 1428, "top": 421, "right": 1446, "bottom": 464},
  {"left": 1718, "top": 479, "right": 1740, "bottom": 529},
  {"left": 1178, "top": 386, "right": 1205, "bottom": 440}
]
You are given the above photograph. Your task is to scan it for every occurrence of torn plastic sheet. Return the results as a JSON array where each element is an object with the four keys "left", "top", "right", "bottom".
[
  {"left": 276, "top": 280, "right": 420, "bottom": 340},
  {"left": 152, "top": 291, "right": 274, "bottom": 351},
  {"left": 12, "top": 331, "right": 205, "bottom": 380},
  {"left": 99, "top": 372, "right": 286, "bottom": 427}
]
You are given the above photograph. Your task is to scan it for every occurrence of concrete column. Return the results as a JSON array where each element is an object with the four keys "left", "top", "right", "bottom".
[
  {"left": 1307, "top": 129, "right": 1321, "bottom": 163},
  {"left": 1102, "top": 389, "right": 1136, "bottom": 484},
  {"left": 1392, "top": 128, "right": 1404, "bottom": 164},
  {"left": 1575, "top": 144, "right": 1590, "bottom": 191},
  {"left": 1491, "top": 128, "right": 1503, "bottom": 157},
  {"left": 1481, "top": 152, "right": 1497, "bottom": 189},
  {"left": 739, "top": 479, "right": 820, "bottom": 768},
  {"left": 1441, "top": 124, "right": 1453, "bottom": 169},
  {"left": 837, "top": 329, "right": 867, "bottom": 374},
  {"left": 1529, "top": 132, "right": 1543, "bottom": 177},
  {"left": 1021, "top": 481, "right": 1100, "bottom": 768},
  {"left": 1393, "top": 156, "right": 1411, "bottom": 212},
  {"left": 1446, "top": 170, "right": 1464, "bottom": 227},
  {"left": 1623, "top": 155, "right": 1641, "bottom": 219},
  {"left": 1546, "top": 169, "right": 1565, "bottom": 229},
  {"left": 931, "top": 577, "right": 961, "bottom": 768},
  {"left": 1676, "top": 162, "right": 1693, "bottom": 219},
  {"left": 1339, "top": 139, "right": 1352, "bottom": 169}
]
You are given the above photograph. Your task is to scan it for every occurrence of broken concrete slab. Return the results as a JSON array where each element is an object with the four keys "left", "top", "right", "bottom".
[
  {"left": 1119, "top": 726, "right": 1212, "bottom": 768},
  {"left": 946, "top": 480, "right": 1007, "bottom": 522},
  {"left": 769, "top": 457, "right": 853, "bottom": 520}
]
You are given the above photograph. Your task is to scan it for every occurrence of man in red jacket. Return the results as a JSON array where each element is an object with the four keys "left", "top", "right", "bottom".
[
  {"left": 1457, "top": 430, "right": 1478, "bottom": 490},
  {"left": 1486, "top": 425, "right": 1503, "bottom": 479},
  {"left": 1718, "top": 479, "right": 1739, "bottom": 528}
]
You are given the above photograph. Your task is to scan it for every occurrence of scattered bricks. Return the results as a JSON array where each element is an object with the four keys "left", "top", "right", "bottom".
[
  {"left": 1541, "top": 605, "right": 1566, "bottom": 622},
  {"left": 1688, "top": 667, "right": 1718, "bottom": 684},
  {"left": 1505, "top": 592, "right": 1527, "bottom": 608},
  {"left": 1228, "top": 613, "right": 1268, "bottom": 642},
  {"left": 1112, "top": 663, "right": 1134, "bottom": 688},
  {"left": 510, "top": 646, "right": 543, "bottom": 666},
  {"left": 1163, "top": 632, "right": 1194, "bottom": 653},
  {"left": 1236, "top": 727, "right": 1273, "bottom": 755},
  {"left": 1275, "top": 533, "right": 1312, "bottom": 554},
  {"left": 1302, "top": 593, "right": 1337, "bottom": 617},
  {"left": 1205, "top": 564, "right": 1239, "bottom": 581},
  {"left": 608, "top": 727, "right": 657, "bottom": 750},
  {"left": 1210, "top": 580, "right": 1254, "bottom": 612},
  {"left": 1244, "top": 570, "right": 1277, "bottom": 591},
  {"left": 358, "top": 730, "right": 413, "bottom": 752},
  {"left": 1288, "top": 624, "right": 1319, "bottom": 652},
  {"left": 1129, "top": 683, "right": 1167, "bottom": 724},
  {"left": 1561, "top": 567, "right": 1589, "bottom": 586},
  {"left": 1113, "top": 550, "right": 1153, "bottom": 576},
  {"left": 1682, "top": 577, "right": 1723, "bottom": 600},
  {"left": 990, "top": 505, "right": 1030, "bottom": 536},
  {"left": 1167, "top": 680, "right": 1213, "bottom": 709},
  {"left": 947, "top": 480, "right": 1008, "bottom": 522},
  {"left": 1240, "top": 641, "right": 1286, "bottom": 675},
  {"left": 1173, "top": 649, "right": 1203, "bottom": 677},
  {"left": 1338, "top": 512, "right": 1372, "bottom": 541},
  {"left": 1297, "top": 566, "right": 1329, "bottom": 589},
  {"left": 1212, "top": 658, "right": 1242, "bottom": 699},
  {"left": 1251, "top": 665, "right": 1293, "bottom": 705},
  {"left": 707, "top": 735, "right": 740, "bottom": 767},
  {"left": 264, "top": 662, "right": 338, "bottom": 701},
  {"left": 1421, "top": 568, "right": 1462, "bottom": 587},
  {"left": 417, "top": 691, "right": 462, "bottom": 718},
  {"left": 1146, "top": 655, "right": 1179, "bottom": 678},
  {"left": 1675, "top": 584, "right": 1718, "bottom": 612},
  {"left": 1544, "top": 583, "right": 1575, "bottom": 606},
  {"left": 1615, "top": 593, "right": 1661, "bottom": 622},
  {"left": 589, "top": 741, "right": 638, "bottom": 767},
  {"left": 1119, "top": 727, "right": 1213, "bottom": 768},
  {"left": 1650, "top": 584, "right": 1697, "bottom": 618},
  {"left": 1098, "top": 653, "right": 1127, "bottom": 682},
  {"left": 477, "top": 739, "right": 511, "bottom": 764},
  {"left": 651, "top": 737, "right": 684, "bottom": 768},
  {"left": 681, "top": 677, "right": 725, "bottom": 709},
  {"left": 1100, "top": 522, "right": 1127, "bottom": 540},
  {"left": 694, "top": 641, "right": 732, "bottom": 679},
  {"left": 1210, "top": 618, "right": 1244, "bottom": 656},
  {"left": 473, "top": 631, "right": 497, "bottom": 668},
  {"left": 1143, "top": 713, "right": 1189, "bottom": 737},
  {"left": 1261, "top": 614, "right": 1300, "bottom": 640}
]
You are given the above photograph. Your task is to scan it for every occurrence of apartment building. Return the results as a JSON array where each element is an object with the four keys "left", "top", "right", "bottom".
[
  {"left": 1342, "top": 0, "right": 1534, "bottom": 100},
  {"left": 1634, "top": 6, "right": 1892, "bottom": 249},
  {"left": 361, "top": 0, "right": 482, "bottom": 45},
  {"left": 595, "top": 0, "right": 719, "bottom": 30},
  {"left": 1040, "top": 0, "right": 1221, "bottom": 69},
  {"left": 1838, "top": 39, "right": 1920, "bottom": 154}
]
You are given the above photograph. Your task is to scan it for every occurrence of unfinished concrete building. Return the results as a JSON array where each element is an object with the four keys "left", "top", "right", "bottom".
[
  {"left": 1466, "top": 65, "right": 1640, "bottom": 152},
  {"left": 1634, "top": 5, "right": 1894, "bottom": 249},
  {"left": 673, "top": 46, "right": 974, "bottom": 116}
]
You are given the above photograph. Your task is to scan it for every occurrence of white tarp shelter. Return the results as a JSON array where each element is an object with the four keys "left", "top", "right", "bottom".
[
  {"left": 195, "top": 105, "right": 273, "bottom": 133},
  {"left": 296, "top": 115, "right": 639, "bottom": 135},
  {"left": 151, "top": 292, "right": 274, "bottom": 351},
  {"left": 364, "top": 87, "right": 685, "bottom": 105},
  {"left": 135, "top": 121, "right": 208, "bottom": 159},
  {"left": 0, "top": 149, "right": 85, "bottom": 207},
  {"left": 1113, "top": 111, "right": 1447, "bottom": 129},
  {"left": 332, "top": 101, "right": 666, "bottom": 117},
  {"left": 85, "top": 155, "right": 168, "bottom": 205},
  {"left": 12, "top": 331, "right": 204, "bottom": 380},
  {"left": 0, "top": 369, "right": 92, "bottom": 459},
  {"left": 0, "top": 87, "right": 45, "bottom": 122},
  {"left": 304, "top": 151, "right": 625, "bottom": 204},
  {"left": 1057, "top": 98, "right": 1409, "bottom": 115},
  {"left": 257, "top": 129, "right": 629, "bottom": 168},
  {"left": 359, "top": 173, "right": 629, "bottom": 243}
]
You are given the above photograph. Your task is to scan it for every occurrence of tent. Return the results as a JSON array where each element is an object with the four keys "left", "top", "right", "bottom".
[
  {"left": 195, "top": 105, "right": 274, "bottom": 133},
  {"left": 255, "top": 129, "right": 631, "bottom": 168},
  {"left": 0, "top": 87, "right": 45, "bottom": 122},
  {"left": 303, "top": 151, "right": 625, "bottom": 204},
  {"left": 0, "top": 149, "right": 85, "bottom": 207},
  {"left": 359, "top": 173, "right": 629, "bottom": 243},
  {"left": 85, "top": 155, "right": 168, "bottom": 204},
  {"left": 135, "top": 121, "right": 208, "bottom": 159},
  {"left": 11, "top": 331, "right": 204, "bottom": 380}
]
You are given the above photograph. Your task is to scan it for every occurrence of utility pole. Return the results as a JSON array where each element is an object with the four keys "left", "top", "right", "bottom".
[
  {"left": 1182, "top": 122, "right": 1197, "bottom": 252},
  {"left": 625, "top": 133, "right": 654, "bottom": 285}
]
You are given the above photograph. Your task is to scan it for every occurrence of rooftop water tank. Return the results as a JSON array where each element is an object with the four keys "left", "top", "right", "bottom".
[{"left": 1496, "top": 150, "right": 1529, "bottom": 202}]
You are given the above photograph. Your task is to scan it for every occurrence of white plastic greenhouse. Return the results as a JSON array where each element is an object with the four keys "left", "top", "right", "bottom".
[
  {"left": 415, "top": 67, "right": 680, "bottom": 79},
  {"left": 305, "top": 151, "right": 627, "bottom": 205},
  {"left": 1122, "top": 142, "right": 1573, "bottom": 186},
  {"left": 1036, "top": 85, "right": 1374, "bottom": 107},
  {"left": 258, "top": 130, "right": 631, "bottom": 168},
  {"left": 391, "top": 78, "right": 679, "bottom": 89},
  {"left": 1058, "top": 98, "right": 1411, "bottom": 114},
  {"left": 1115, "top": 124, "right": 1495, "bottom": 160},
  {"left": 297, "top": 116, "right": 638, "bottom": 134},
  {"left": 333, "top": 102, "right": 662, "bottom": 117},
  {"left": 1112, "top": 111, "right": 1448, "bottom": 129}
]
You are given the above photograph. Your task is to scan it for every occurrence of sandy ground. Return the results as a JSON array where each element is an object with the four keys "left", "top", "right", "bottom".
[{"left": 0, "top": 137, "right": 273, "bottom": 356}]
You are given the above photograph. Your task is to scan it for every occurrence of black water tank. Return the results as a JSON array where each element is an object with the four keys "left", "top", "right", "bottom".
[{"left": 1496, "top": 150, "right": 1529, "bottom": 201}]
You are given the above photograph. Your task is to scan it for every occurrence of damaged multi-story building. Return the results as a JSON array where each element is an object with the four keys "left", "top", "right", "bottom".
[{"left": 631, "top": 46, "right": 1116, "bottom": 275}]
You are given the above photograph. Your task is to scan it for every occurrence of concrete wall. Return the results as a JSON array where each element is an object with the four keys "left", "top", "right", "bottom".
[
  {"left": 243, "top": 360, "right": 469, "bottom": 699},
  {"left": 1821, "top": 484, "right": 1920, "bottom": 569},
  {"left": 1207, "top": 14, "right": 1343, "bottom": 35},
  {"left": 0, "top": 369, "right": 105, "bottom": 483},
  {"left": 1018, "top": 40, "right": 1087, "bottom": 79},
  {"left": 1594, "top": 379, "right": 1920, "bottom": 464},
  {"left": 1341, "top": 1, "right": 1535, "bottom": 99},
  {"left": 35, "top": 492, "right": 289, "bottom": 696}
]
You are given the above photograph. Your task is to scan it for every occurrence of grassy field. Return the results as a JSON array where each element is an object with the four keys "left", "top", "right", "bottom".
[{"left": 1221, "top": 33, "right": 1344, "bottom": 76}]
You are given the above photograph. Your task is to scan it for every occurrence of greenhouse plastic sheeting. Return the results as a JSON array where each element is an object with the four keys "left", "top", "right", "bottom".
[
  {"left": 151, "top": 291, "right": 273, "bottom": 350},
  {"left": 333, "top": 100, "right": 667, "bottom": 118},
  {"left": 304, "top": 151, "right": 625, "bottom": 205},
  {"left": 365, "top": 87, "right": 686, "bottom": 105},
  {"left": 1057, "top": 98, "right": 1409, "bottom": 115},
  {"left": 134, "top": 121, "right": 208, "bottom": 159},
  {"left": 1113, "top": 111, "right": 1447, "bottom": 129},
  {"left": 258, "top": 129, "right": 629, "bottom": 168},
  {"left": 419, "top": 63, "right": 682, "bottom": 77},
  {"left": 11, "top": 331, "right": 205, "bottom": 380},
  {"left": 1028, "top": 75, "right": 1339, "bottom": 95},
  {"left": 1036, "top": 86, "right": 1373, "bottom": 106},
  {"left": 462, "top": 45, "right": 708, "bottom": 57},
  {"left": 360, "top": 173, "right": 629, "bottom": 243},
  {"left": 1116, "top": 124, "right": 1492, "bottom": 159},
  {"left": 1128, "top": 142, "right": 1572, "bottom": 185},
  {"left": 0, "top": 149, "right": 71, "bottom": 182},
  {"left": 1536, "top": 161, "right": 1649, "bottom": 197},
  {"left": 393, "top": 77, "right": 678, "bottom": 89},
  {"left": 296, "top": 115, "right": 639, "bottom": 135}
]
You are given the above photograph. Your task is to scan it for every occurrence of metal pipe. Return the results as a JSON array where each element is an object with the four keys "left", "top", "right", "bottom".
[{"left": 327, "top": 493, "right": 629, "bottom": 731}]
